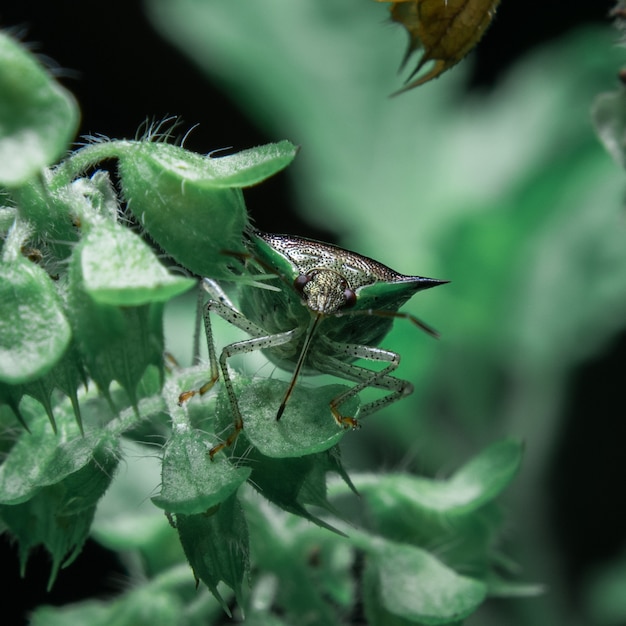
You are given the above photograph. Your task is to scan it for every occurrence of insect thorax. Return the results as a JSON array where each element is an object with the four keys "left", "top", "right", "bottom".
[{"left": 255, "top": 232, "right": 407, "bottom": 287}]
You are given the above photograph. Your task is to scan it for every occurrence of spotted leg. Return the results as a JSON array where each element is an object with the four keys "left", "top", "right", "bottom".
[
  {"left": 179, "top": 280, "right": 299, "bottom": 457},
  {"left": 312, "top": 339, "right": 412, "bottom": 428}
]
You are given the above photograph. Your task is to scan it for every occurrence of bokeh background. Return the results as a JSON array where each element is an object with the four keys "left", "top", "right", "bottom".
[{"left": 2, "top": 1, "right": 625, "bottom": 625}]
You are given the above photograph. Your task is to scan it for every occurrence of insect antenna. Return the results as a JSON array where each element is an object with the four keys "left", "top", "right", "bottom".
[
  {"left": 276, "top": 313, "right": 323, "bottom": 420},
  {"left": 339, "top": 277, "right": 449, "bottom": 337},
  {"left": 339, "top": 308, "right": 441, "bottom": 338}
]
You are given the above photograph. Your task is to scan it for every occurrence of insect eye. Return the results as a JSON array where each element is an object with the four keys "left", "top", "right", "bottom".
[
  {"left": 294, "top": 274, "right": 310, "bottom": 294},
  {"left": 343, "top": 288, "right": 357, "bottom": 308}
]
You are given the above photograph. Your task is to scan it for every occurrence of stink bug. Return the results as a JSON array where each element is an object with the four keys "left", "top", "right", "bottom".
[{"left": 180, "top": 228, "right": 447, "bottom": 457}]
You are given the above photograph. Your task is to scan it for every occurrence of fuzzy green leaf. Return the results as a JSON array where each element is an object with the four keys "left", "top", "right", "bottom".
[
  {"left": 118, "top": 142, "right": 247, "bottom": 279},
  {"left": 486, "top": 574, "right": 545, "bottom": 598},
  {"left": 175, "top": 494, "right": 249, "bottom": 614},
  {"left": 30, "top": 597, "right": 181, "bottom": 626},
  {"left": 118, "top": 141, "right": 291, "bottom": 279},
  {"left": 355, "top": 439, "right": 522, "bottom": 517},
  {"left": 357, "top": 476, "right": 499, "bottom": 578},
  {"left": 362, "top": 536, "right": 487, "bottom": 625},
  {"left": 0, "top": 397, "right": 119, "bottom": 587},
  {"left": 68, "top": 241, "right": 165, "bottom": 406},
  {"left": 241, "top": 615, "right": 292, "bottom": 626},
  {"left": 0, "top": 340, "right": 87, "bottom": 433},
  {"left": 245, "top": 495, "right": 355, "bottom": 623},
  {"left": 151, "top": 428, "right": 251, "bottom": 514},
  {"left": 0, "top": 32, "right": 79, "bottom": 186},
  {"left": 91, "top": 439, "right": 179, "bottom": 582},
  {"left": 349, "top": 442, "right": 522, "bottom": 578},
  {"left": 79, "top": 219, "right": 195, "bottom": 305},
  {"left": 445, "top": 439, "right": 523, "bottom": 510},
  {"left": 228, "top": 379, "right": 357, "bottom": 458},
  {"left": 592, "top": 87, "right": 626, "bottom": 170},
  {"left": 0, "top": 396, "right": 119, "bottom": 505},
  {"left": 197, "top": 140, "right": 298, "bottom": 187},
  {"left": 211, "top": 375, "right": 357, "bottom": 532},
  {"left": 30, "top": 580, "right": 189, "bottom": 626},
  {"left": 0, "top": 256, "right": 71, "bottom": 384},
  {"left": 10, "top": 178, "right": 81, "bottom": 263},
  {"left": 240, "top": 444, "right": 354, "bottom": 534}
]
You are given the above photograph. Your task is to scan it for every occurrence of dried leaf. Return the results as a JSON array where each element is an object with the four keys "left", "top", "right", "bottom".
[{"left": 377, "top": 0, "right": 500, "bottom": 91}]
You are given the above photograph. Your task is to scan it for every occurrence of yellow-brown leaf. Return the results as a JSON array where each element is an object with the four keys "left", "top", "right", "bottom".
[{"left": 376, "top": 0, "right": 501, "bottom": 92}]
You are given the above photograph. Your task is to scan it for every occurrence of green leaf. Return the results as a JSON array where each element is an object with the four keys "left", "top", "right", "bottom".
[
  {"left": 30, "top": 590, "right": 186, "bottom": 626},
  {"left": 197, "top": 140, "right": 298, "bottom": 187},
  {"left": 241, "top": 444, "right": 354, "bottom": 534},
  {"left": 28, "top": 562, "right": 212, "bottom": 626},
  {"left": 210, "top": 374, "right": 357, "bottom": 532},
  {"left": 0, "top": 205, "right": 17, "bottom": 232},
  {"left": 0, "top": 395, "right": 118, "bottom": 505},
  {"left": 0, "top": 397, "right": 120, "bottom": 587},
  {"left": 347, "top": 442, "right": 522, "bottom": 578},
  {"left": 0, "top": 339, "right": 87, "bottom": 433},
  {"left": 70, "top": 170, "right": 120, "bottom": 222},
  {"left": 10, "top": 177, "right": 81, "bottom": 263},
  {"left": 486, "top": 574, "right": 545, "bottom": 598},
  {"left": 79, "top": 219, "right": 196, "bottom": 305},
  {"left": 355, "top": 439, "right": 523, "bottom": 517},
  {"left": 117, "top": 141, "right": 246, "bottom": 279},
  {"left": 175, "top": 494, "right": 249, "bottom": 614},
  {"left": 0, "top": 255, "right": 71, "bottom": 384},
  {"left": 151, "top": 428, "right": 251, "bottom": 514},
  {"left": 91, "top": 439, "right": 173, "bottom": 556},
  {"left": 242, "top": 492, "right": 354, "bottom": 624},
  {"left": 117, "top": 141, "right": 294, "bottom": 279},
  {"left": 68, "top": 240, "right": 166, "bottom": 406},
  {"left": 241, "top": 615, "right": 292, "bottom": 626},
  {"left": 230, "top": 379, "right": 357, "bottom": 458},
  {"left": 592, "top": 87, "right": 626, "bottom": 170},
  {"left": 0, "top": 33, "right": 79, "bottom": 186},
  {"left": 361, "top": 536, "right": 487, "bottom": 625},
  {"left": 446, "top": 439, "right": 523, "bottom": 510}
]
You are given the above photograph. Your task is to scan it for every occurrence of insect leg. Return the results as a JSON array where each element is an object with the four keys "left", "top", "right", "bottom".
[
  {"left": 178, "top": 289, "right": 266, "bottom": 404},
  {"left": 209, "top": 327, "right": 298, "bottom": 457},
  {"left": 178, "top": 287, "right": 298, "bottom": 457},
  {"left": 312, "top": 342, "right": 411, "bottom": 428},
  {"left": 179, "top": 282, "right": 270, "bottom": 404}
]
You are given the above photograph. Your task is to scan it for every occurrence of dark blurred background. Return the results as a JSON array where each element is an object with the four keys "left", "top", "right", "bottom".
[{"left": 0, "top": 1, "right": 619, "bottom": 624}]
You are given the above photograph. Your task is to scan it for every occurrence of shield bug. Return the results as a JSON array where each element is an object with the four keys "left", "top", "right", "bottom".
[{"left": 180, "top": 228, "right": 447, "bottom": 457}]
